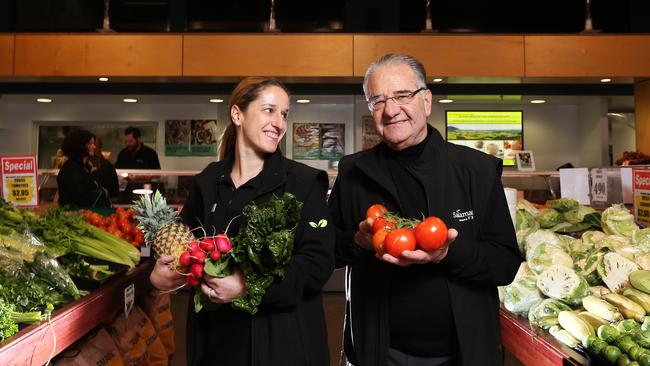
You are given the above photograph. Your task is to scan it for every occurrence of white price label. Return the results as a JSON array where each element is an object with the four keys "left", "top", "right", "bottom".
[
  {"left": 591, "top": 170, "right": 608, "bottom": 202},
  {"left": 124, "top": 283, "right": 135, "bottom": 318}
]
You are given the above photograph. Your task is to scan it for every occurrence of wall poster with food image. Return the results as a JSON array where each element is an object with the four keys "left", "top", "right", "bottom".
[
  {"left": 319, "top": 123, "right": 345, "bottom": 160},
  {"left": 165, "top": 120, "right": 191, "bottom": 156},
  {"left": 292, "top": 123, "right": 320, "bottom": 160},
  {"left": 361, "top": 115, "right": 382, "bottom": 150},
  {"left": 190, "top": 120, "right": 220, "bottom": 156}
]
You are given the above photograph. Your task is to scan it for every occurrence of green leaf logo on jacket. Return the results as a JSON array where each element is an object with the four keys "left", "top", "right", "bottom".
[{"left": 309, "top": 219, "right": 328, "bottom": 228}]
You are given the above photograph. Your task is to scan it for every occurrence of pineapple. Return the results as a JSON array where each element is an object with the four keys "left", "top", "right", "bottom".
[{"left": 132, "top": 190, "right": 195, "bottom": 269}]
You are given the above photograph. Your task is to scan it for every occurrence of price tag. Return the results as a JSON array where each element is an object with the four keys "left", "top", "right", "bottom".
[
  {"left": 124, "top": 283, "right": 135, "bottom": 318},
  {"left": 633, "top": 169, "right": 650, "bottom": 227},
  {"left": 591, "top": 169, "right": 608, "bottom": 202},
  {"left": 1, "top": 156, "right": 39, "bottom": 207}
]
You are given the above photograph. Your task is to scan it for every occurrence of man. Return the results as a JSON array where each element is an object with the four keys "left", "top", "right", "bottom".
[
  {"left": 115, "top": 126, "right": 161, "bottom": 169},
  {"left": 328, "top": 54, "right": 522, "bottom": 366}
]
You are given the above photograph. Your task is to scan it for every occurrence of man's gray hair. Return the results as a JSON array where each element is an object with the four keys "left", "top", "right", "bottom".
[{"left": 362, "top": 53, "right": 428, "bottom": 99}]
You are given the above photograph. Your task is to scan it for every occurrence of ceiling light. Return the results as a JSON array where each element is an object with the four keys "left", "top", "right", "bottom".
[
  {"left": 132, "top": 188, "right": 153, "bottom": 195},
  {"left": 123, "top": 98, "right": 138, "bottom": 103},
  {"left": 296, "top": 99, "right": 311, "bottom": 104},
  {"left": 433, "top": 78, "right": 444, "bottom": 82},
  {"left": 99, "top": 77, "right": 109, "bottom": 82},
  {"left": 36, "top": 98, "right": 52, "bottom": 103},
  {"left": 438, "top": 99, "right": 454, "bottom": 104},
  {"left": 209, "top": 98, "right": 224, "bottom": 103},
  {"left": 530, "top": 99, "right": 546, "bottom": 104},
  {"left": 600, "top": 78, "right": 612, "bottom": 83}
]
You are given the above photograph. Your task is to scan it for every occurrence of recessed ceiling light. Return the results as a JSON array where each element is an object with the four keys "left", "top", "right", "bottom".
[
  {"left": 438, "top": 99, "right": 454, "bottom": 103},
  {"left": 600, "top": 78, "right": 612, "bottom": 83},
  {"left": 36, "top": 98, "right": 52, "bottom": 103},
  {"left": 209, "top": 98, "right": 224, "bottom": 103},
  {"left": 530, "top": 99, "right": 546, "bottom": 104},
  {"left": 296, "top": 99, "right": 311, "bottom": 104},
  {"left": 123, "top": 98, "right": 138, "bottom": 103},
  {"left": 99, "top": 77, "right": 109, "bottom": 82},
  {"left": 433, "top": 78, "right": 444, "bottom": 82}
]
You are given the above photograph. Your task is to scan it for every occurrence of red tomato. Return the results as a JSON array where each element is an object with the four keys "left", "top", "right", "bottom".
[
  {"left": 366, "top": 204, "right": 387, "bottom": 220},
  {"left": 414, "top": 216, "right": 448, "bottom": 251},
  {"left": 383, "top": 228, "right": 416, "bottom": 258},
  {"left": 372, "top": 217, "right": 396, "bottom": 234},
  {"left": 372, "top": 229, "right": 389, "bottom": 254}
]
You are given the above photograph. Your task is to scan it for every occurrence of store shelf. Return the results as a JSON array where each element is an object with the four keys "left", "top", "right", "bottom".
[
  {"left": 0, "top": 261, "right": 153, "bottom": 366},
  {"left": 500, "top": 308, "right": 588, "bottom": 366}
]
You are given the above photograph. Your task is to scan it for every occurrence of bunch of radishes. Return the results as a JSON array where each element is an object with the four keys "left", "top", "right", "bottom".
[{"left": 179, "top": 234, "right": 233, "bottom": 286}]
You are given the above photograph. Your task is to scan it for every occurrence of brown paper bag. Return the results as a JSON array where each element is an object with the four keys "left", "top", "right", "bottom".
[
  {"left": 55, "top": 327, "right": 124, "bottom": 366},
  {"left": 106, "top": 312, "right": 149, "bottom": 366},
  {"left": 140, "top": 291, "right": 175, "bottom": 358},
  {"left": 133, "top": 306, "right": 168, "bottom": 366}
]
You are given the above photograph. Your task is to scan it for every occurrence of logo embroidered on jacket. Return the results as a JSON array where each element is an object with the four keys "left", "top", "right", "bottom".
[
  {"left": 452, "top": 209, "right": 474, "bottom": 222},
  {"left": 309, "top": 219, "right": 328, "bottom": 228}
]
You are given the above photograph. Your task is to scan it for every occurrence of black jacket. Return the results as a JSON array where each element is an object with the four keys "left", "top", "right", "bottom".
[
  {"left": 115, "top": 144, "right": 161, "bottom": 169},
  {"left": 92, "top": 158, "right": 119, "bottom": 197},
  {"left": 57, "top": 159, "right": 111, "bottom": 209},
  {"left": 328, "top": 127, "right": 522, "bottom": 366},
  {"left": 180, "top": 150, "right": 335, "bottom": 366}
]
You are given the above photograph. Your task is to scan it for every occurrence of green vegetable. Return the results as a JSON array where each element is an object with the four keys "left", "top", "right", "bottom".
[
  {"left": 536, "top": 264, "right": 590, "bottom": 306},
  {"left": 634, "top": 228, "right": 650, "bottom": 251},
  {"left": 515, "top": 209, "right": 538, "bottom": 231},
  {"left": 547, "top": 198, "right": 580, "bottom": 212},
  {"left": 603, "top": 345, "right": 623, "bottom": 364},
  {"left": 537, "top": 208, "right": 563, "bottom": 229},
  {"left": 503, "top": 276, "right": 543, "bottom": 314},
  {"left": 526, "top": 242, "right": 573, "bottom": 275},
  {"left": 602, "top": 204, "right": 639, "bottom": 237},
  {"left": 528, "top": 298, "right": 572, "bottom": 330},
  {"left": 0, "top": 300, "right": 18, "bottom": 341},
  {"left": 30, "top": 252, "right": 80, "bottom": 299}
]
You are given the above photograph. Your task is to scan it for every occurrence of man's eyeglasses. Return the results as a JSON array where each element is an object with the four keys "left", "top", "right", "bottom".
[{"left": 367, "top": 87, "right": 427, "bottom": 112}]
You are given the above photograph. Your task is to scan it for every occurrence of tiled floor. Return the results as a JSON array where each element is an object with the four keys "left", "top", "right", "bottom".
[{"left": 170, "top": 291, "right": 523, "bottom": 366}]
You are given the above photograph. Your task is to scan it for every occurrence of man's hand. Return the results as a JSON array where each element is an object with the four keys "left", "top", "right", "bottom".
[
  {"left": 201, "top": 267, "right": 247, "bottom": 304},
  {"left": 354, "top": 217, "right": 375, "bottom": 251},
  {"left": 150, "top": 255, "right": 186, "bottom": 292},
  {"left": 380, "top": 228, "right": 458, "bottom": 266}
]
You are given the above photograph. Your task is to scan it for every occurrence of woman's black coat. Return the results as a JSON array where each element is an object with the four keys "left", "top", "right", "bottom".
[
  {"left": 180, "top": 150, "right": 335, "bottom": 366},
  {"left": 328, "top": 127, "right": 523, "bottom": 366},
  {"left": 57, "top": 159, "right": 110, "bottom": 208}
]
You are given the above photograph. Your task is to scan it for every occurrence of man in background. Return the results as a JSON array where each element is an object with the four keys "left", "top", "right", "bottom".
[{"left": 115, "top": 126, "right": 161, "bottom": 169}]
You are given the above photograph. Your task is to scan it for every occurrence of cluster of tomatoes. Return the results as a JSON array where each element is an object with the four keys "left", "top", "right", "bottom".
[
  {"left": 180, "top": 234, "right": 233, "bottom": 286},
  {"left": 366, "top": 204, "right": 448, "bottom": 258},
  {"left": 80, "top": 207, "right": 145, "bottom": 247}
]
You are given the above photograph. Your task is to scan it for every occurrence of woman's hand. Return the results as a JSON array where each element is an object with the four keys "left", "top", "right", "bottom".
[
  {"left": 380, "top": 228, "right": 458, "bottom": 266},
  {"left": 150, "top": 255, "right": 186, "bottom": 292},
  {"left": 353, "top": 217, "right": 375, "bottom": 251},
  {"left": 201, "top": 267, "right": 247, "bottom": 304}
]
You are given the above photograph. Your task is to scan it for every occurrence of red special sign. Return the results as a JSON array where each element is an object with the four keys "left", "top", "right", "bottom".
[
  {"left": 635, "top": 170, "right": 650, "bottom": 191},
  {"left": 2, "top": 158, "right": 35, "bottom": 175}
]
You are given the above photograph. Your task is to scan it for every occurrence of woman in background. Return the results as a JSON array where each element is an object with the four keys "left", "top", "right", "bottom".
[
  {"left": 89, "top": 136, "right": 119, "bottom": 197},
  {"left": 57, "top": 129, "right": 111, "bottom": 209},
  {"left": 149, "top": 77, "right": 335, "bottom": 366}
]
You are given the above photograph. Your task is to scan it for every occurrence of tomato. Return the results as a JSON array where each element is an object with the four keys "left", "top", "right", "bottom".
[
  {"left": 414, "top": 216, "right": 448, "bottom": 251},
  {"left": 372, "top": 217, "right": 396, "bottom": 234},
  {"left": 366, "top": 204, "right": 387, "bottom": 220},
  {"left": 372, "top": 229, "right": 389, "bottom": 254},
  {"left": 383, "top": 228, "right": 416, "bottom": 258}
]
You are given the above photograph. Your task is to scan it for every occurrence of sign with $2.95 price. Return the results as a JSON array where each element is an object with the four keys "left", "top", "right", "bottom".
[{"left": 1, "top": 155, "right": 39, "bottom": 207}]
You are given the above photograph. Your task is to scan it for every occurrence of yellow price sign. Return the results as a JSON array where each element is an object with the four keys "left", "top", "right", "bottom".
[
  {"left": 636, "top": 192, "right": 650, "bottom": 227},
  {"left": 6, "top": 176, "right": 35, "bottom": 203}
]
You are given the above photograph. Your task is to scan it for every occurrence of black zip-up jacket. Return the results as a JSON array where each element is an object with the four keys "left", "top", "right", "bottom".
[
  {"left": 180, "top": 150, "right": 335, "bottom": 366},
  {"left": 329, "top": 126, "right": 523, "bottom": 366},
  {"left": 57, "top": 159, "right": 111, "bottom": 208}
]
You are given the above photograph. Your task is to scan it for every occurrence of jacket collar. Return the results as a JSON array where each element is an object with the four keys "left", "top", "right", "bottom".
[{"left": 213, "top": 149, "right": 287, "bottom": 196}]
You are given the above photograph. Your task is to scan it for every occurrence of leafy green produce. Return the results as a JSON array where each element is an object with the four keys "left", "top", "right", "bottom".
[
  {"left": 0, "top": 300, "right": 18, "bottom": 341},
  {"left": 547, "top": 198, "right": 580, "bottom": 213},
  {"left": 527, "top": 298, "right": 572, "bottom": 330},
  {"left": 503, "top": 276, "right": 543, "bottom": 314},
  {"left": 0, "top": 271, "right": 64, "bottom": 313},
  {"left": 602, "top": 204, "right": 639, "bottom": 237},
  {"left": 537, "top": 208, "right": 563, "bottom": 229}
]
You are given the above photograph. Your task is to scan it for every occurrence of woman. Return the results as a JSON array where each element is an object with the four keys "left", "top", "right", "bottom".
[
  {"left": 88, "top": 136, "right": 119, "bottom": 197},
  {"left": 57, "top": 129, "right": 111, "bottom": 209},
  {"left": 150, "top": 77, "right": 335, "bottom": 366}
]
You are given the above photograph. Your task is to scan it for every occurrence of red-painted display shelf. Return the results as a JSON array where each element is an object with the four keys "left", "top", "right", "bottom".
[
  {"left": 500, "top": 308, "right": 589, "bottom": 366},
  {"left": 0, "top": 261, "right": 153, "bottom": 366}
]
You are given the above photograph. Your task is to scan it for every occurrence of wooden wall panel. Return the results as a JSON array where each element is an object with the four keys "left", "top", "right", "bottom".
[
  {"left": 635, "top": 80, "right": 650, "bottom": 154},
  {"left": 14, "top": 34, "right": 183, "bottom": 76},
  {"left": 183, "top": 35, "right": 353, "bottom": 77},
  {"left": 353, "top": 35, "right": 525, "bottom": 77},
  {"left": 0, "top": 34, "right": 13, "bottom": 76},
  {"left": 526, "top": 35, "right": 650, "bottom": 77}
]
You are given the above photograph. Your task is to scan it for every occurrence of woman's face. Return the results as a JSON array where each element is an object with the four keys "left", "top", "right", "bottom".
[
  {"left": 234, "top": 85, "right": 290, "bottom": 156},
  {"left": 87, "top": 137, "right": 96, "bottom": 157}
]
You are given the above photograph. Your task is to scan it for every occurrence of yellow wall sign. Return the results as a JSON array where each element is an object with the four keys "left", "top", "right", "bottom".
[
  {"left": 633, "top": 168, "right": 650, "bottom": 227},
  {"left": 1, "top": 156, "right": 39, "bottom": 207}
]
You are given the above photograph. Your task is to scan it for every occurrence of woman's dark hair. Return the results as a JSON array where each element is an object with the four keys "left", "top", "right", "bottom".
[
  {"left": 61, "top": 129, "right": 95, "bottom": 161},
  {"left": 218, "top": 77, "right": 290, "bottom": 160}
]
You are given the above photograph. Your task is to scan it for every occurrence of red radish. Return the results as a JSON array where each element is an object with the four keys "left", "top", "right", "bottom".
[
  {"left": 188, "top": 241, "right": 200, "bottom": 253},
  {"left": 192, "top": 250, "right": 206, "bottom": 264},
  {"left": 215, "top": 234, "right": 232, "bottom": 253},
  {"left": 190, "top": 263, "right": 204, "bottom": 279},
  {"left": 209, "top": 250, "right": 221, "bottom": 261},
  {"left": 179, "top": 251, "right": 192, "bottom": 267},
  {"left": 186, "top": 275, "right": 200, "bottom": 286},
  {"left": 199, "top": 238, "right": 216, "bottom": 252}
]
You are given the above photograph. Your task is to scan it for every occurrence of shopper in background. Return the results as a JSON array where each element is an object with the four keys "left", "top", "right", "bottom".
[
  {"left": 329, "top": 54, "right": 522, "bottom": 366},
  {"left": 149, "top": 77, "right": 335, "bottom": 366},
  {"left": 57, "top": 129, "right": 111, "bottom": 209},
  {"left": 88, "top": 136, "right": 119, "bottom": 197},
  {"left": 115, "top": 126, "right": 161, "bottom": 169}
]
